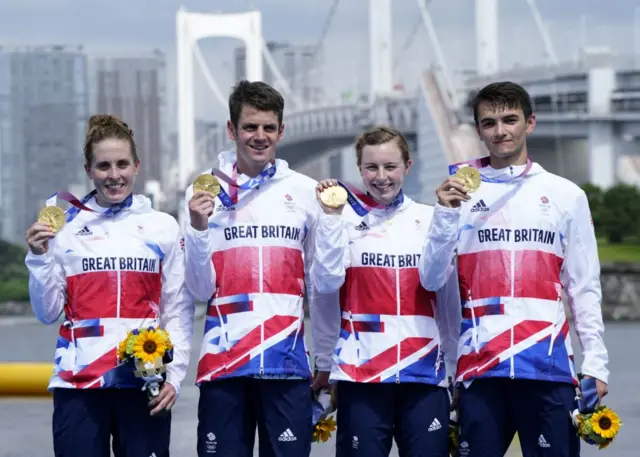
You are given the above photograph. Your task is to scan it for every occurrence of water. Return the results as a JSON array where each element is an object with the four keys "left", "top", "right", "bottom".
[{"left": 0, "top": 316, "right": 636, "bottom": 456}]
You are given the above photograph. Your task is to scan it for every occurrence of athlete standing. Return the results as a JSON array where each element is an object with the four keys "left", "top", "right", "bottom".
[
  {"left": 312, "top": 126, "right": 460, "bottom": 457},
  {"left": 421, "top": 81, "right": 610, "bottom": 457},
  {"left": 184, "top": 80, "right": 340, "bottom": 457}
]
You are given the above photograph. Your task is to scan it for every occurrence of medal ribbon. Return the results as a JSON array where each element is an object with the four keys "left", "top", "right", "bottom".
[
  {"left": 336, "top": 181, "right": 404, "bottom": 217},
  {"left": 210, "top": 162, "right": 277, "bottom": 207},
  {"left": 47, "top": 190, "right": 133, "bottom": 223},
  {"left": 448, "top": 156, "right": 533, "bottom": 184}
]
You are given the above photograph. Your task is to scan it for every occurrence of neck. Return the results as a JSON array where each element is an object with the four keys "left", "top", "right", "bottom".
[
  {"left": 490, "top": 149, "right": 528, "bottom": 169},
  {"left": 236, "top": 157, "right": 269, "bottom": 178},
  {"left": 95, "top": 196, "right": 115, "bottom": 208},
  {"left": 370, "top": 190, "right": 401, "bottom": 207}
]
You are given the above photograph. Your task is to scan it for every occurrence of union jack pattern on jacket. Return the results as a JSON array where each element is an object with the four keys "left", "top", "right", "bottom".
[
  {"left": 183, "top": 150, "right": 339, "bottom": 384},
  {"left": 25, "top": 195, "right": 194, "bottom": 395},
  {"left": 421, "top": 159, "right": 609, "bottom": 386},
  {"left": 311, "top": 196, "right": 460, "bottom": 385}
]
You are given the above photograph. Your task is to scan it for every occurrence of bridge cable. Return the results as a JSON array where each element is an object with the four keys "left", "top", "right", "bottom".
[
  {"left": 393, "top": 15, "right": 423, "bottom": 73},
  {"left": 306, "top": 0, "right": 341, "bottom": 74}
]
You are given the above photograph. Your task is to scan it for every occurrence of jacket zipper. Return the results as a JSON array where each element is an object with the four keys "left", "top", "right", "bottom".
[
  {"left": 259, "top": 244, "right": 265, "bottom": 375},
  {"left": 509, "top": 249, "right": 515, "bottom": 379}
]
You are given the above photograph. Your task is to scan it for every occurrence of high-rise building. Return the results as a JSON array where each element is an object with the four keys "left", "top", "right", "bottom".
[
  {"left": 234, "top": 42, "right": 323, "bottom": 107},
  {"left": 93, "top": 51, "right": 165, "bottom": 195},
  {"left": 0, "top": 46, "right": 89, "bottom": 244}
]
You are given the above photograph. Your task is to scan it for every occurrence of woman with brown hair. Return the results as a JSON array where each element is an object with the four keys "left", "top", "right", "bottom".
[{"left": 24, "top": 114, "right": 194, "bottom": 457}]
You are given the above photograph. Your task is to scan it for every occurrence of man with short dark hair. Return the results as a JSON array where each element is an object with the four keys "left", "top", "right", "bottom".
[
  {"left": 420, "top": 81, "right": 610, "bottom": 457},
  {"left": 183, "top": 80, "right": 340, "bottom": 457}
]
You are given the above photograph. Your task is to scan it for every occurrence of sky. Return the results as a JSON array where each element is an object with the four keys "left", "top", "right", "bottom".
[{"left": 1, "top": 0, "right": 639, "bottom": 125}]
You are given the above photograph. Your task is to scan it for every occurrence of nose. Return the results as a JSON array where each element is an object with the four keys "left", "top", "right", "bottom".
[
  {"left": 495, "top": 122, "right": 507, "bottom": 137},
  {"left": 375, "top": 167, "right": 386, "bottom": 181},
  {"left": 254, "top": 127, "right": 267, "bottom": 141},
  {"left": 106, "top": 166, "right": 120, "bottom": 180}
]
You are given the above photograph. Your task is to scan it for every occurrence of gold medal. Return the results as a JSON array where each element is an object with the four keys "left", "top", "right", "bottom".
[
  {"left": 320, "top": 186, "right": 348, "bottom": 208},
  {"left": 193, "top": 174, "right": 221, "bottom": 197},
  {"left": 37, "top": 206, "right": 65, "bottom": 233},
  {"left": 454, "top": 166, "right": 481, "bottom": 193}
]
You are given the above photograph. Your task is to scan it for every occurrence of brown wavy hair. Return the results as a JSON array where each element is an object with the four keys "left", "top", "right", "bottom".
[{"left": 83, "top": 114, "right": 138, "bottom": 166}]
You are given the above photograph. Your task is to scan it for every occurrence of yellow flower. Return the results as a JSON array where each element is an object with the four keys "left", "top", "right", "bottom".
[
  {"left": 312, "top": 416, "right": 337, "bottom": 443},
  {"left": 591, "top": 407, "right": 622, "bottom": 439},
  {"left": 132, "top": 329, "right": 166, "bottom": 364},
  {"left": 118, "top": 331, "right": 134, "bottom": 361}
]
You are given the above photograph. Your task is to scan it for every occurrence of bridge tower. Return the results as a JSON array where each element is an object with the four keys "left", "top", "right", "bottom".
[
  {"left": 369, "top": 0, "right": 393, "bottom": 101},
  {"left": 475, "top": 0, "right": 499, "bottom": 75},
  {"left": 176, "top": 8, "right": 263, "bottom": 190}
]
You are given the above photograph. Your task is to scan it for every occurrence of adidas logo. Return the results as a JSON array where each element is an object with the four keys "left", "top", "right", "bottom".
[
  {"left": 470, "top": 199, "right": 490, "bottom": 213},
  {"left": 354, "top": 221, "right": 369, "bottom": 231},
  {"left": 538, "top": 434, "right": 550, "bottom": 448},
  {"left": 428, "top": 418, "right": 442, "bottom": 432},
  {"left": 278, "top": 428, "right": 297, "bottom": 442},
  {"left": 76, "top": 226, "right": 92, "bottom": 236}
]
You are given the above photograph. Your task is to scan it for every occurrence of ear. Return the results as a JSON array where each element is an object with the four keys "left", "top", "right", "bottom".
[
  {"left": 405, "top": 159, "right": 413, "bottom": 175},
  {"left": 525, "top": 113, "right": 536, "bottom": 135},
  {"left": 227, "top": 120, "right": 237, "bottom": 141},
  {"left": 84, "top": 163, "right": 91, "bottom": 179}
]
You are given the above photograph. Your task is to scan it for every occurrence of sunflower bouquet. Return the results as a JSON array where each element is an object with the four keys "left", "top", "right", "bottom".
[
  {"left": 571, "top": 406, "right": 622, "bottom": 450},
  {"left": 570, "top": 374, "right": 622, "bottom": 450},
  {"left": 118, "top": 326, "right": 173, "bottom": 399},
  {"left": 312, "top": 387, "right": 337, "bottom": 443}
]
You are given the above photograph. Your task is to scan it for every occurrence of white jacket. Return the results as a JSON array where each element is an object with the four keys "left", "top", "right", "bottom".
[
  {"left": 421, "top": 159, "right": 609, "bottom": 386},
  {"left": 183, "top": 150, "right": 340, "bottom": 383},
  {"left": 311, "top": 194, "right": 460, "bottom": 385},
  {"left": 25, "top": 193, "right": 195, "bottom": 396}
]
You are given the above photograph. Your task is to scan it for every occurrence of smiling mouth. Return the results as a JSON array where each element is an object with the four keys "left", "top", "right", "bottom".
[
  {"left": 106, "top": 183, "right": 125, "bottom": 190},
  {"left": 373, "top": 184, "right": 392, "bottom": 191},
  {"left": 248, "top": 145, "right": 268, "bottom": 151}
]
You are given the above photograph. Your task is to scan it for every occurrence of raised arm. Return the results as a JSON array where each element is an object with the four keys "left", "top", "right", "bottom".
[
  {"left": 561, "top": 191, "right": 609, "bottom": 385},
  {"left": 25, "top": 225, "right": 66, "bottom": 325},
  {"left": 183, "top": 185, "right": 217, "bottom": 302},
  {"left": 306, "top": 182, "right": 343, "bottom": 374}
]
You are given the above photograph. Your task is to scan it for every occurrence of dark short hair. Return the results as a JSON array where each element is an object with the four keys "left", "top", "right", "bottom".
[
  {"left": 471, "top": 81, "right": 533, "bottom": 125},
  {"left": 228, "top": 80, "right": 285, "bottom": 129}
]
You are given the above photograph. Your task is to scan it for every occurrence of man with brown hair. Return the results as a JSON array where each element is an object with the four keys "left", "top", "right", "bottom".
[
  {"left": 184, "top": 80, "right": 340, "bottom": 457},
  {"left": 421, "top": 81, "right": 610, "bottom": 457}
]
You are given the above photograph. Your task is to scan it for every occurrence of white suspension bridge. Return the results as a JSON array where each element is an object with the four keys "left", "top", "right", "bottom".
[{"left": 161, "top": 0, "right": 640, "bottom": 215}]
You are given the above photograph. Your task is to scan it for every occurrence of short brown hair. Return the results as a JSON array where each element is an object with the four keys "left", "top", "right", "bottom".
[
  {"left": 471, "top": 81, "right": 533, "bottom": 125},
  {"left": 355, "top": 125, "right": 410, "bottom": 167},
  {"left": 83, "top": 114, "right": 138, "bottom": 166},
  {"left": 228, "top": 80, "right": 285, "bottom": 129}
]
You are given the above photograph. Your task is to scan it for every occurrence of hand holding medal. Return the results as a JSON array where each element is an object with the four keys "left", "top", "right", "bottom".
[
  {"left": 25, "top": 206, "right": 65, "bottom": 255},
  {"left": 316, "top": 179, "right": 348, "bottom": 215},
  {"left": 436, "top": 165, "right": 476, "bottom": 209},
  {"left": 188, "top": 174, "right": 221, "bottom": 231}
]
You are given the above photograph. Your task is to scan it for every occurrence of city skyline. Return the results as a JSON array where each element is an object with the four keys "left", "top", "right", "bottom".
[{"left": 0, "top": 0, "right": 638, "bottom": 124}]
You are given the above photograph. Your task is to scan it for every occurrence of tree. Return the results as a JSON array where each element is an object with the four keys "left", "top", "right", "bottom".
[
  {"left": 0, "top": 240, "right": 30, "bottom": 301},
  {"left": 581, "top": 183, "right": 604, "bottom": 238},
  {"left": 599, "top": 184, "right": 640, "bottom": 243}
]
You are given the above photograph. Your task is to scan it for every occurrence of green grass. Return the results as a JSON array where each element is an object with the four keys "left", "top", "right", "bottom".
[{"left": 597, "top": 242, "right": 640, "bottom": 263}]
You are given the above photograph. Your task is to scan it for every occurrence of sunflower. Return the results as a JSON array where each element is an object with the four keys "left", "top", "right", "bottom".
[
  {"left": 312, "top": 416, "right": 337, "bottom": 443},
  {"left": 591, "top": 407, "right": 622, "bottom": 439},
  {"left": 132, "top": 329, "right": 167, "bottom": 364}
]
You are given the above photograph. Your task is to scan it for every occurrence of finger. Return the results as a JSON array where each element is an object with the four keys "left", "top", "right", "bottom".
[
  {"left": 442, "top": 180, "right": 468, "bottom": 194},
  {"left": 442, "top": 189, "right": 470, "bottom": 202},
  {"left": 26, "top": 224, "right": 53, "bottom": 238},
  {"left": 150, "top": 393, "right": 175, "bottom": 416},
  {"left": 28, "top": 231, "right": 55, "bottom": 245}
]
